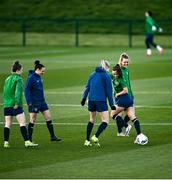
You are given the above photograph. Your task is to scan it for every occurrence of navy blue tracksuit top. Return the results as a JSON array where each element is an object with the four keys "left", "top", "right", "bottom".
[
  {"left": 82, "top": 66, "right": 114, "bottom": 108},
  {"left": 25, "top": 70, "right": 45, "bottom": 106}
]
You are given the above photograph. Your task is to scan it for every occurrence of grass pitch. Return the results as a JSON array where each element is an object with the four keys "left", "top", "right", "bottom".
[{"left": 0, "top": 46, "right": 172, "bottom": 179}]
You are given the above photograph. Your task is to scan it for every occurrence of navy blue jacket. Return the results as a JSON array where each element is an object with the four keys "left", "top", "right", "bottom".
[
  {"left": 82, "top": 67, "right": 114, "bottom": 108},
  {"left": 25, "top": 70, "right": 45, "bottom": 106}
]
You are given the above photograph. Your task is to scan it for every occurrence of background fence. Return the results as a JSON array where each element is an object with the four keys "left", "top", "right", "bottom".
[{"left": 0, "top": 18, "right": 172, "bottom": 47}]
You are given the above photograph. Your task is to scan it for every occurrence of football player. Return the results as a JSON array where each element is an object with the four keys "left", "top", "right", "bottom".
[
  {"left": 81, "top": 60, "right": 115, "bottom": 147},
  {"left": 111, "top": 63, "right": 148, "bottom": 145},
  {"left": 25, "top": 60, "right": 61, "bottom": 142},
  {"left": 145, "top": 10, "right": 164, "bottom": 56},
  {"left": 3, "top": 61, "right": 38, "bottom": 148}
]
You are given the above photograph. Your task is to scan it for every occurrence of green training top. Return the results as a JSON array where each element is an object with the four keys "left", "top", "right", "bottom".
[
  {"left": 121, "top": 67, "right": 134, "bottom": 98},
  {"left": 3, "top": 73, "right": 23, "bottom": 108},
  {"left": 111, "top": 74, "right": 127, "bottom": 97},
  {"left": 145, "top": 16, "right": 160, "bottom": 34}
]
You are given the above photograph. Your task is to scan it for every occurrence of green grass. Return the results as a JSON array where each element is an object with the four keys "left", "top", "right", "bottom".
[{"left": 0, "top": 46, "right": 172, "bottom": 179}]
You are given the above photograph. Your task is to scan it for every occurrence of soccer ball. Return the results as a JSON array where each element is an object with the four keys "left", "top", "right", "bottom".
[{"left": 134, "top": 133, "right": 148, "bottom": 145}]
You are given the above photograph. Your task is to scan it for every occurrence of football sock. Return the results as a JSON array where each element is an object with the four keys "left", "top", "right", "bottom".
[
  {"left": 20, "top": 126, "right": 29, "bottom": 141},
  {"left": 28, "top": 122, "right": 34, "bottom": 141},
  {"left": 46, "top": 120, "right": 55, "bottom": 138},
  {"left": 124, "top": 115, "right": 130, "bottom": 123},
  {"left": 86, "top": 121, "right": 94, "bottom": 141},
  {"left": 113, "top": 115, "right": 123, "bottom": 133},
  {"left": 132, "top": 118, "right": 141, "bottom": 135},
  {"left": 95, "top": 122, "right": 108, "bottom": 138},
  {"left": 4, "top": 127, "right": 10, "bottom": 141},
  {"left": 123, "top": 115, "right": 130, "bottom": 128}
]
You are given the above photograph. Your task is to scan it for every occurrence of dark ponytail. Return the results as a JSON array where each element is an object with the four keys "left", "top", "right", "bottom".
[
  {"left": 147, "top": 10, "right": 153, "bottom": 16},
  {"left": 34, "top": 60, "right": 45, "bottom": 71},
  {"left": 12, "top": 61, "right": 22, "bottom": 72},
  {"left": 112, "top": 64, "right": 123, "bottom": 78}
]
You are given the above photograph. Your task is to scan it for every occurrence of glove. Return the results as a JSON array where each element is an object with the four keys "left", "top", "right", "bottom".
[
  {"left": 152, "top": 26, "right": 157, "bottom": 31},
  {"left": 111, "top": 106, "right": 116, "bottom": 110},
  {"left": 158, "top": 28, "right": 163, "bottom": 33},
  {"left": 81, "top": 98, "right": 86, "bottom": 106}
]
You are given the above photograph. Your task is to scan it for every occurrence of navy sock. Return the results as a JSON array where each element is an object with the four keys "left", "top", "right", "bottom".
[
  {"left": 4, "top": 127, "right": 10, "bottom": 141},
  {"left": 124, "top": 115, "right": 130, "bottom": 127},
  {"left": 46, "top": 120, "right": 55, "bottom": 138},
  {"left": 28, "top": 122, "right": 34, "bottom": 141},
  {"left": 20, "top": 126, "right": 29, "bottom": 141},
  {"left": 113, "top": 115, "right": 123, "bottom": 133},
  {"left": 132, "top": 118, "right": 141, "bottom": 135},
  {"left": 86, "top": 121, "right": 94, "bottom": 141},
  {"left": 95, "top": 122, "right": 108, "bottom": 138}
]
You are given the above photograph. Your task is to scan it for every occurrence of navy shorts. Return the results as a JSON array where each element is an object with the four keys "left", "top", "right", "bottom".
[
  {"left": 146, "top": 34, "right": 154, "bottom": 42},
  {"left": 28, "top": 103, "right": 49, "bottom": 113},
  {"left": 4, "top": 106, "right": 23, "bottom": 116},
  {"left": 88, "top": 101, "right": 108, "bottom": 112},
  {"left": 115, "top": 94, "right": 133, "bottom": 108}
]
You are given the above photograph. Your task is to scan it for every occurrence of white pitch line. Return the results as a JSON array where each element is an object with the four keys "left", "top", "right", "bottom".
[
  {"left": 48, "top": 104, "right": 172, "bottom": 108},
  {"left": 134, "top": 105, "right": 172, "bottom": 108},
  {"left": 45, "top": 91, "right": 172, "bottom": 95},
  {"left": 134, "top": 91, "right": 172, "bottom": 94},
  {"left": 0, "top": 122, "right": 172, "bottom": 126},
  {"left": 0, "top": 103, "right": 172, "bottom": 108},
  {"left": 49, "top": 104, "right": 81, "bottom": 107},
  {"left": 0, "top": 50, "right": 68, "bottom": 57},
  {"left": 45, "top": 91, "right": 82, "bottom": 94}
]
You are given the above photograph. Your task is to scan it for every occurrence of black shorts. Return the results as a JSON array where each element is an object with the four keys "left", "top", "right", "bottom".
[
  {"left": 4, "top": 106, "right": 23, "bottom": 116},
  {"left": 28, "top": 102, "right": 49, "bottom": 113}
]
